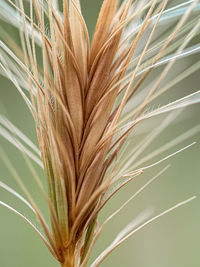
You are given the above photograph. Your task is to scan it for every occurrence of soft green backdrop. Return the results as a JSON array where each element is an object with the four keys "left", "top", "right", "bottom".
[{"left": 0, "top": 1, "right": 200, "bottom": 267}]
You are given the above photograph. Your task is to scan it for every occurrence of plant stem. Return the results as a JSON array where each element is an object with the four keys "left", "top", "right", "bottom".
[
  {"left": 61, "top": 245, "right": 76, "bottom": 267},
  {"left": 61, "top": 260, "right": 74, "bottom": 267}
]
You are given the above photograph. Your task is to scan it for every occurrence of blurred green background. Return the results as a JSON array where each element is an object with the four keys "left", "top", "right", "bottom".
[{"left": 0, "top": 1, "right": 200, "bottom": 267}]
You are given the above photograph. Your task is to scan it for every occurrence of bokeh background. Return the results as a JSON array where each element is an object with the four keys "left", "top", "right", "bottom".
[{"left": 0, "top": 1, "right": 200, "bottom": 266}]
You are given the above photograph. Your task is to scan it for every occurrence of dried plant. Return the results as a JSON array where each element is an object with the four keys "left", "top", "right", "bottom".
[{"left": 0, "top": 0, "right": 200, "bottom": 266}]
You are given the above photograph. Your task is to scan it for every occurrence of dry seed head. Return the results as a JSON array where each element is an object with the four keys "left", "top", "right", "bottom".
[{"left": 0, "top": 0, "right": 200, "bottom": 266}]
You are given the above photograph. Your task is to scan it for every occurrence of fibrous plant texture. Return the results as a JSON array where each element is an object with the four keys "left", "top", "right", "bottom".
[{"left": 0, "top": 0, "right": 200, "bottom": 266}]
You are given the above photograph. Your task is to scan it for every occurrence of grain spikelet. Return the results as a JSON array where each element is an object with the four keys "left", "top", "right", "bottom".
[{"left": 0, "top": 0, "right": 200, "bottom": 266}]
